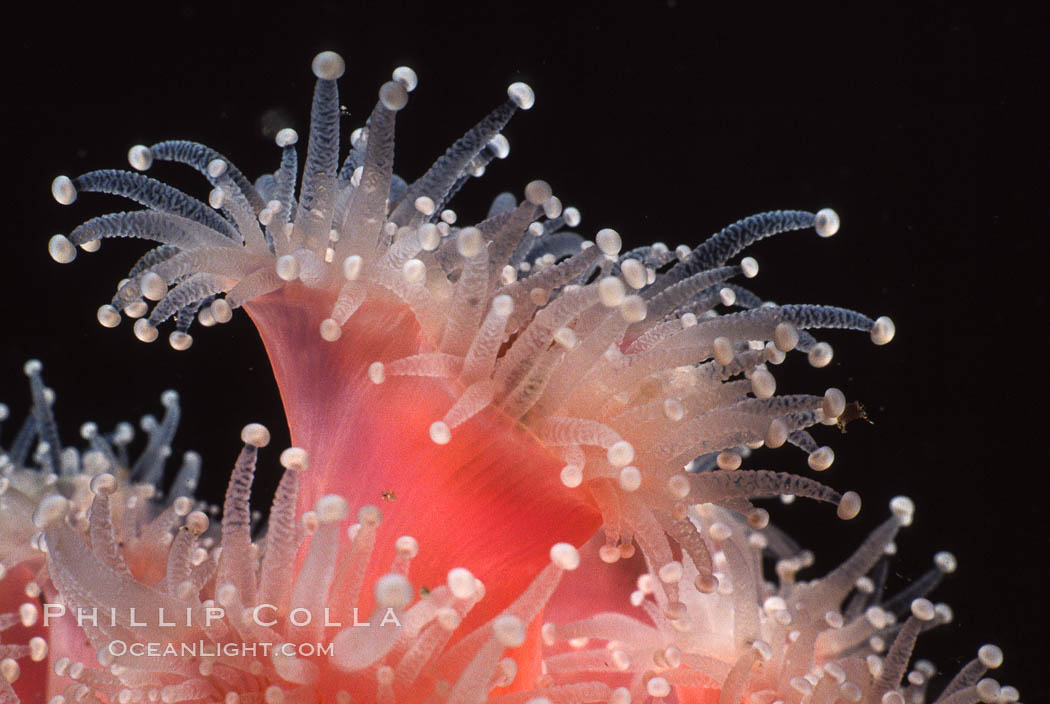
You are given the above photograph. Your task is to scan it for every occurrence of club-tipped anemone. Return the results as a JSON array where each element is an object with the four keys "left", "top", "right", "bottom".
[
  {"left": 49, "top": 49, "right": 895, "bottom": 618},
  {"left": 31, "top": 50, "right": 1021, "bottom": 701},
  {"left": 529, "top": 501, "right": 1019, "bottom": 703},
  {"left": 0, "top": 363, "right": 590, "bottom": 701},
  {"left": 0, "top": 365, "right": 1019, "bottom": 702}
]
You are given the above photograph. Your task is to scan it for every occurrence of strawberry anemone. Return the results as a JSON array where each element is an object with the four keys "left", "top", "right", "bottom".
[
  {"left": 0, "top": 365, "right": 1017, "bottom": 703},
  {"left": 23, "top": 50, "right": 1018, "bottom": 702}
]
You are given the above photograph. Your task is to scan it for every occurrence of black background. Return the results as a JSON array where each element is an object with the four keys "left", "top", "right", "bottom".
[{"left": 1, "top": 2, "right": 1042, "bottom": 697}]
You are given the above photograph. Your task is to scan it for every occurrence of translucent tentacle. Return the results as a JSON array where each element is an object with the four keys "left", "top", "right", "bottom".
[
  {"left": 390, "top": 97, "right": 521, "bottom": 225},
  {"left": 659, "top": 210, "right": 816, "bottom": 290},
  {"left": 215, "top": 443, "right": 259, "bottom": 605},
  {"left": 296, "top": 71, "right": 341, "bottom": 251},
  {"left": 225, "top": 268, "right": 285, "bottom": 309},
  {"left": 147, "top": 273, "right": 232, "bottom": 326},
  {"left": 130, "top": 390, "right": 180, "bottom": 486},
  {"left": 688, "top": 469, "right": 843, "bottom": 506},
  {"left": 257, "top": 465, "right": 301, "bottom": 614},
  {"left": 72, "top": 169, "right": 238, "bottom": 239},
  {"left": 24, "top": 361, "right": 62, "bottom": 477},
  {"left": 461, "top": 295, "right": 514, "bottom": 384},
  {"left": 149, "top": 140, "right": 266, "bottom": 214},
  {"left": 339, "top": 100, "right": 399, "bottom": 261},
  {"left": 69, "top": 211, "right": 235, "bottom": 250}
]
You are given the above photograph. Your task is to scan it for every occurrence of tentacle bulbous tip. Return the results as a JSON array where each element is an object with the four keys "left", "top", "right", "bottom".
[
  {"left": 368, "top": 362, "right": 385, "bottom": 384},
  {"left": 32, "top": 494, "right": 70, "bottom": 528},
  {"left": 342, "top": 254, "right": 363, "bottom": 281},
  {"left": 375, "top": 574, "right": 413, "bottom": 609},
  {"left": 133, "top": 318, "right": 158, "bottom": 343},
  {"left": 210, "top": 298, "right": 233, "bottom": 324},
  {"left": 549, "top": 543, "right": 580, "bottom": 570},
  {"left": 276, "top": 254, "right": 300, "bottom": 282},
  {"left": 1, "top": 658, "right": 21, "bottom": 684},
  {"left": 807, "top": 445, "right": 834, "bottom": 471},
  {"left": 595, "top": 228, "right": 622, "bottom": 256},
  {"left": 275, "top": 128, "right": 299, "bottom": 147},
  {"left": 562, "top": 206, "right": 582, "bottom": 227},
  {"left": 48, "top": 234, "right": 76, "bottom": 263},
  {"left": 524, "top": 180, "right": 553, "bottom": 206},
  {"left": 560, "top": 465, "right": 583, "bottom": 488},
  {"left": 279, "top": 447, "right": 309, "bottom": 471},
  {"left": 447, "top": 567, "right": 477, "bottom": 600},
  {"left": 316, "top": 494, "right": 349, "bottom": 524},
  {"left": 206, "top": 158, "right": 228, "bottom": 179},
  {"left": 822, "top": 387, "right": 846, "bottom": 419},
  {"left": 22, "top": 358, "right": 42, "bottom": 377},
  {"left": 418, "top": 223, "right": 441, "bottom": 251},
  {"left": 208, "top": 187, "right": 226, "bottom": 209},
  {"left": 765, "top": 418, "right": 788, "bottom": 448},
  {"left": 395, "top": 535, "right": 419, "bottom": 558},
  {"left": 358, "top": 504, "right": 382, "bottom": 528},
  {"left": 413, "top": 197, "right": 435, "bottom": 217},
  {"left": 488, "top": 133, "right": 510, "bottom": 160},
  {"left": 713, "top": 449, "right": 739, "bottom": 470},
  {"left": 140, "top": 272, "right": 167, "bottom": 301},
  {"left": 240, "top": 422, "right": 271, "bottom": 448},
  {"left": 507, "top": 81, "right": 535, "bottom": 110},
  {"left": 456, "top": 227, "right": 484, "bottom": 258},
  {"left": 493, "top": 615, "right": 527, "bottom": 647},
  {"left": 751, "top": 368, "right": 776, "bottom": 398},
  {"left": 646, "top": 677, "right": 672, "bottom": 698},
  {"left": 871, "top": 315, "right": 896, "bottom": 345},
  {"left": 88, "top": 472, "right": 117, "bottom": 495},
  {"left": 127, "top": 144, "right": 153, "bottom": 171},
  {"left": 978, "top": 644, "right": 1004, "bottom": 668},
  {"left": 429, "top": 421, "right": 451, "bottom": 445},
  {"left": 607, "top": 440, "right": 635, "bottom": 467},
  {"left": 934, "top": 550, "right": 957, "bottom": 574},
  {"left": 619, "top": 466, "right": 642, "bottom": 491},
  {"left": 773, "top": 322, "right": 799, "bottom": 352},
  {"left": 185, "top": 510, "right": 210, "bottom": 535},
  {"left": 320, "top": 318, "right": 342, "bottom": 342},
  {"left": 808, "top": 341, "right": 834, "bottom": 368},
  {"left": 51, "top": 175, "right": 76, "bottom": 205},
  {"left": 379, "top": 81, "right": 409, "bottom": 111},
  {"left": 836, "top": 490, "right": 862, "bottom": 520},
  {"left": 974, "top": 679, "right": 1003, "bottom": 702},
  {"left": 814, "top": 207, "right": 840, "bottom": 237},
  {"left": 392, "top": 66, "right": 418, "bottom": 92},
  {"left": 890, "top": 495, "right": 915, "bottom": 525},
  {"left": 747, "top": 507, "right": 770, "bottom": 529},
  {"left": 911, "top": 597, "right": 936, "bottom": 621},
  {"left": 311, "top": 50, "right": 346, "bottom": 80},
  {"left": 621, "top": 259, "right": 647, "bottom": 289}
]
